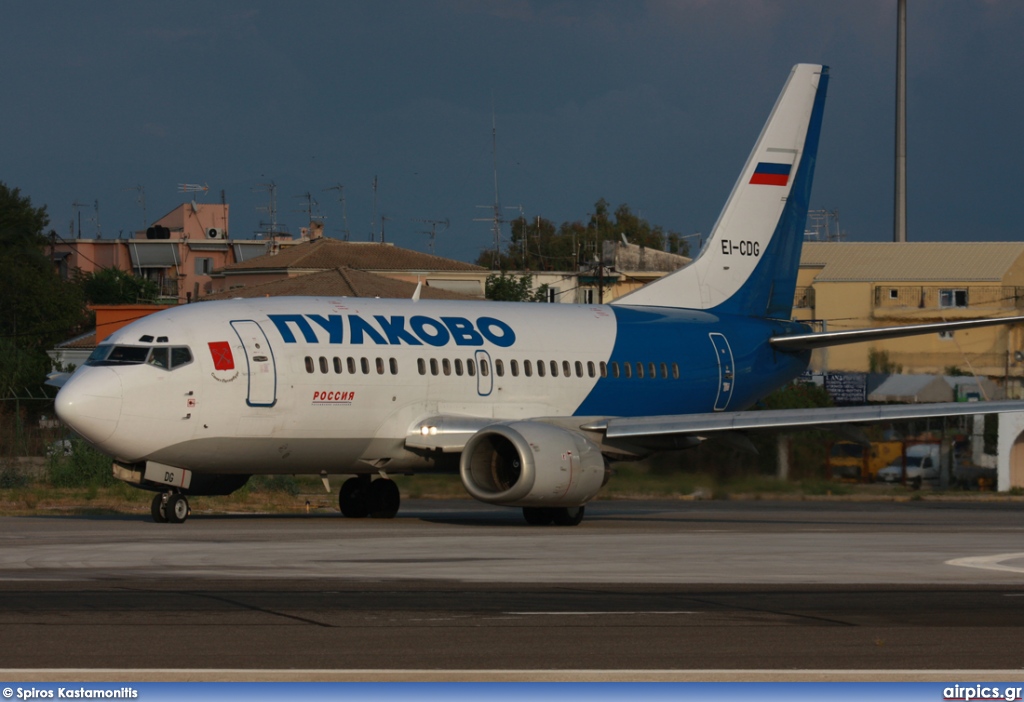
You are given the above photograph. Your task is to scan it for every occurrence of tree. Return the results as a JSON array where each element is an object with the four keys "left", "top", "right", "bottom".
[
  {"left": 78, "top": 267, "right": 158, "bottom": 305},
  {"left": 475, "top": 199, "right": 685, "bottom": 270},
  {"left": 0, "top": 183, "right": 87, "bottom": 392},
  {"left": 484, "top": 272, "right": 549, "bottom": 302}
]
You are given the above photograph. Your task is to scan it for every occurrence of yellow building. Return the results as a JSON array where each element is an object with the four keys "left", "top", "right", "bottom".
[{"left": 794, "top": 242, "right": 1024, "bottom": 382}]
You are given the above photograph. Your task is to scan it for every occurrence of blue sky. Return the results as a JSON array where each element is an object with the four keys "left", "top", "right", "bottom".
[{"left": 2, "top": 1, "right": 1022, "bottom": 263}]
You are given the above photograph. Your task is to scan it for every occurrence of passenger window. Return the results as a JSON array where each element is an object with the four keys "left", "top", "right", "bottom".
[
  {"left": 347, "top": 357, "right": 357, "bottom": 374},
  {"left": 430, "top": 358, "right": 439, "bottom": 376},
  {"left": 599, "top": 361, "right": 607, "bottom": 378},
  {"left": 375, "top": 358, "right": 385, "bottom": 375},
  {"left": 636, "top": 363, "right": 644, "bottom": 379},
  {"left": 575, "top": 361, "right": 583, "bottom": 377},
  {"left": 480, "top": 360, "right": 489, "bottom": 376},
  {"left": 360, "top": 357, "right": 370, "bottom": 374},
  {"left": 389, "top": 358, "right": 398, "bottom": 375},
  {"left": 319, "top": 357, "right": 329, "bottom": 374},
  {"left": 611, "top": 362, "right": 619, "bottom": 378},
  {"left": 495, "top": 359, "right": 504, "bottom": 377},
  {"left": 305, "top": 356, "right": 314, "bottom": 373},
  {"left": 442, "top": 359, "right": 451, "bottom": 376},
  {"left": 454, "top": 359, "right": 464, "bottom": 376},
  {"left": 417, "top": 358, "right": 426, "bottom": 375},
  {"left": 147, "top": 348, "right": 169, "bottom": 369},
  {"left": 537, "top": 360, "right": 545, "bottom": 377},
  {"left": 467, "top": 359, "right": 476, "bottom": 376},
  {"left": 660, "top": 362, "right": 667, "bottom": 379},
  {"left": 170, "top": 347, "right": 192, "bottom": 369},
  {"left": 333, "top": 357, "right": 342, "bottom": 374},
  {"left": 623, "top": 363, "right": 632, "bottom": 379},
  {"left": 524, "top": 360, "right": 532, "bottom": 377},
  {"left": 563, "top": 360, "right": 571, "bottom": 377},
  {"left": 648, "top": 362, "right": 656, "bottom": 379},
  {"left": 511, "top": 360, "right": 519, "bottom": 377},
  {"left": 672, "top": 362, "right": 680, "bottom": 379},
  {"left": 550, "top": 360, "right": 558, "bottom": 377},
  {"left": 587, "top": 361, "right": 595, "bottom": 378}
]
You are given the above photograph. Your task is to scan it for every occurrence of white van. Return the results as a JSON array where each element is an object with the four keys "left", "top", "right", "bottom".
[{"left": 876, "top": 444, "right": 941, "bottom": 489}]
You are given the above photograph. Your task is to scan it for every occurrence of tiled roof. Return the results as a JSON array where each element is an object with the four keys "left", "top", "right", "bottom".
[
  {"left": 802, "top": 242, "right": 1024, "bottom": 282},
  {"left": 203, "top": 267, "right": 481, "bottom": 301},
  {"left": 55, "top": 331, "right": 97, "bottom": 349},
  {"left": 220, "top": 238, "right": 485, "bottom": 273}
]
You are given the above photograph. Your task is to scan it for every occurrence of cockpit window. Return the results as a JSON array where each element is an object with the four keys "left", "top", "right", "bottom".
[
  {"left": 105, "top": 346, "right": 150, "bottom": 364},
  {"left": 171, "top": 347, "right": 192, "bottom": 368},
  {"left": 86, "top": 344, "right": 193, "bottom": 370},
  {"left": 86, "top": 345, "right": 113, "bottom": 364},
  {"left": 147, "top": 348, "right": 170, "bottom": 369}
]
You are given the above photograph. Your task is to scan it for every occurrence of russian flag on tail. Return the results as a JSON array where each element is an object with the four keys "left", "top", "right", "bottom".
[{"left": 749, "top": 162, "right": 792, "bottom": 186}]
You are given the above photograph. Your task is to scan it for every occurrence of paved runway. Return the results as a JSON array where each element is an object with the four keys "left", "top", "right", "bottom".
[{"left": 2, "top": 499, "right": 1024, "bottom": 679}]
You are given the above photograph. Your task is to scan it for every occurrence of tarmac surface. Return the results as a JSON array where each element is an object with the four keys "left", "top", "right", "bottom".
[{"left": 2, "top": 499, "right": 1024, "bottom": 680}]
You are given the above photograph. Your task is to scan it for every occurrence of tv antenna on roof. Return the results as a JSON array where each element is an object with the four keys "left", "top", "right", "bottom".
[
  {"left": 178, "top": 183, "right": 209, "bottom": 195},
  {"left": 324, "top": 184, "right": 351, "bottom": 240},
  {"left": 123, "top": 185, "right": 147, "bottom": 232},
  {"left": 416, "top": 218, "right": 450, "bottom": 255},
  {"left": 474, "top": 96, "right": 504, "bottom": 268}
]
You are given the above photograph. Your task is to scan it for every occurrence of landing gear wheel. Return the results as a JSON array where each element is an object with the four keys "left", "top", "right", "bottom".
[
  {"left": 551, "top": 506, "right": 585, "bottom": 526},
  {"left": 369, "top": 479, "right": 401, "bottom": 519},
  {"left": 339, "top": 476, "right": 371, "bottom": 518},
  {"left": 166, "top": 494, "right": 190, "bottom": 524},
  {"left": 150, "top": 493, "right": 168, "bottom": 523},
  {"left": 523, "top": 507, "right": 554, "bottom": 526}
]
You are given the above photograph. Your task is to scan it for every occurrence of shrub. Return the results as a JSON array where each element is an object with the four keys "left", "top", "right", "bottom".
[{"left": 47, "top": 438, "right": 115, "bottom": 488}]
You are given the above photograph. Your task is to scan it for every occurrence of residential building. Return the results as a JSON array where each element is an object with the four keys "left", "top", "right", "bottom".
[
  {"left": 52, "top": 203, "right": 281, "bottom": 303},
  {"left": 794, "top": 242, "right": 1024, "bottom": 380},
  {"left": 212, "top": 238, "right": 489, "bottom": 298}
]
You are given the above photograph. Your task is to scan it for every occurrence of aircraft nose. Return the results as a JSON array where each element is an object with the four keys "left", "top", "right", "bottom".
[{"left": 55, "top": 367, "right": 123, "bottom": 444}]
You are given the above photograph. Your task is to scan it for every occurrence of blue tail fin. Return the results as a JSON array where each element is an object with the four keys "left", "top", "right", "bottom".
[{"left": 612, "top": 64, "right": 829, "bottom": 319}]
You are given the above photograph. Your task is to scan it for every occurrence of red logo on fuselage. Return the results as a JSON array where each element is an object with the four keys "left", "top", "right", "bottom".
[{"left": 208, "top": 341, "right": 234, "bottom": 370}]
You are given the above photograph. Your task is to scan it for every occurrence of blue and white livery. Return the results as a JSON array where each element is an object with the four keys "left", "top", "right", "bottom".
[{"left": 53, "top": 65, "right": 1024, "bottom": 525}]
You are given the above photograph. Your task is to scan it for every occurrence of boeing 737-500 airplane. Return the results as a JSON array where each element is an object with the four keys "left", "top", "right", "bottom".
[{"left": 53, "top": 64, "right": 1024, "bottom": 524}]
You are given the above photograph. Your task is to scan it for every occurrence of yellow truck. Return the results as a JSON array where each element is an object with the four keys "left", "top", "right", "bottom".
[{"left": 828, "top": 440, "right": 905, "bottom": 482}]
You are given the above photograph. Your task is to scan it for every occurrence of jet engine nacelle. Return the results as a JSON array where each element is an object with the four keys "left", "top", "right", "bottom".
[{"left": 459, "top": 421, "right": 606, "bottom": 507}]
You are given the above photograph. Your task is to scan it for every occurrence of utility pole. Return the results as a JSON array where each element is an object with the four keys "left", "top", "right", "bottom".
[{"left": 894, "top": 0, "right": 908, "bottom": 242}]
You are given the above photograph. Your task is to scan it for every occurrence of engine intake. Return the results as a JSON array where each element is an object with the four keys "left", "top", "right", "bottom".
[{"left": 460, "top": 422, "right": 606, "bottom": 507}]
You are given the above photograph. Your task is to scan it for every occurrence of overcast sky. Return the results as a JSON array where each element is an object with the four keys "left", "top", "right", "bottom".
[{"left": 2, "top": 1, "right": 1022, "bottom": 263}]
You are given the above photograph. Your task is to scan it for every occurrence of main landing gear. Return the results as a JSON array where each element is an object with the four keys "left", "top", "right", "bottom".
[
  {"left": 151, "top": 492, "right": 190, "bottom": 524},
  {"left": 522, "top": 506, "right": 586, "bottom": 526},
  {"left": 339, "top": 475, "right": 401, "bottom": 519}
]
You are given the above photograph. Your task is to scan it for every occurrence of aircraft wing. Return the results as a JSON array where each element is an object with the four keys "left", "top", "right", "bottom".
[
  {"left": 580, "top": 400, "right": 1024, "bottom": 440},
  {"left": 771, "top": 315, "right": 1024, "bottom": 351},
  {"left": 408, "top": 400, "right": 1024, "bottom": 455}
]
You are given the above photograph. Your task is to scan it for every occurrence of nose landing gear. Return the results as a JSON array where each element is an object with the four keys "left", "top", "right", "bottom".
[{"left": 151, "top": 492, "right": 191, "bottom": 524}]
